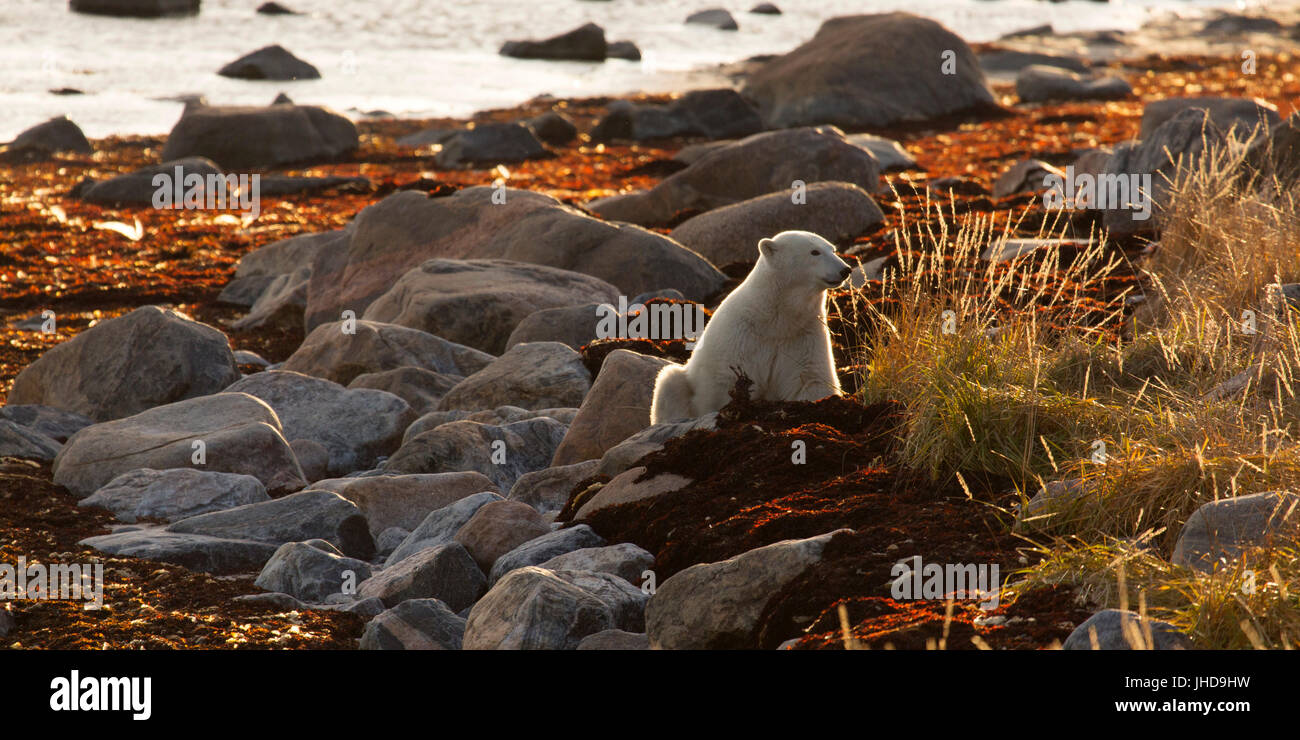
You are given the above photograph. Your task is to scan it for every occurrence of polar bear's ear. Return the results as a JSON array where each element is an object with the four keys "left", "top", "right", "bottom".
[{"left": 757, "top": 237, "right": 776, "bottom": 259}]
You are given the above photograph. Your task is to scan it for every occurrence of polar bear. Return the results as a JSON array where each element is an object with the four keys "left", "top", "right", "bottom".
[{"left": 649, "top": 230, "right": 852, "bottom": 424}]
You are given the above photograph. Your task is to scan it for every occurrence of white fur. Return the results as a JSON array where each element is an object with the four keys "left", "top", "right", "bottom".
[{"left": 650, "top": 230, "right": 851, "bottom": 424}]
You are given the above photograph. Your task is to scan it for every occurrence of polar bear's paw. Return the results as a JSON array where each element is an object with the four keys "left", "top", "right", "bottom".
[{"left": 649, "top": 363, "right": 694, "bottom": 425}]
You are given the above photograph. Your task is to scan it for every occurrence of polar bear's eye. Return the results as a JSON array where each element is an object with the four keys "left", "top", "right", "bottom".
[{"left": 811, "top": 249, "right": 821, "bottom": 256}]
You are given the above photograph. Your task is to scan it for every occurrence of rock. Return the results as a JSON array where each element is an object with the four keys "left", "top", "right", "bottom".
[
  {"left": 487, "top": 524, "right": 606, "bottom": 584},
  {"left": 258, "top": 174, "right": 370, "bottom": 196},
  {"left": 551, "top": 350, "right": 669, "bottom": 466},
  {"left": 749, "top": 3, "right": 781, "bottom": 14},
  {"left": 308, "top": 471, "right": 496, "bottom": 537},
  {"left": 1138, "top": 96, "right": 1279, "bottom": 140},
  {"left": 993, "top": 159, "right": 1065, "bottom": 198},
  {"left": 395, "top": 128, "right": 458, "bottom": 148},
  {"left": 232, "top": 592, "right": 304, "bottom": 610},
  {"left": 606, "top": 41, "right": 641, "bottom": 61},
  {"left": 1071, "top": 147, "right": 1113, "bottom": 179},
  {"left": 254, "top": 542, "right": 372, "bottom": 603},
  {"left": 256, "top": 2, "right": 297, "bottom": 15},
  {"left": 591, "top": 89, "right": 763, "bottom": 143},
  {"left": 375, "top": 527, "right": 409, "bottom": 556},
  {"left": 505, "top": 303, "right": 604, "bottom": 351},
  {"left": 79, "top": 529, "right": 278, "bottom": 574},
  {"left": 1246, "top": 112, "right": 1300, "bottom": 189},
  {"left": 0, "top": 421, "right": 61, "bottom": 462},
  {"left": 1103, "top": 108, "right": 1229, "bottom": 235},
  {"left": 527, "top": 111, "right": 578, "bottom": 145},
  {"left": 438, "top": 342, "right": 591, "bottom": 412},
  {"left": 539, "top": 542, "right": 654, "bottom": 585},
  {"left": 403, "top": 406, "right": 575, "bottom": 444},
  {"left": 218, "top": 45, "right": 320, "bottom": 80},
  {"left": 7, "top": 116, "right": 93, "bottom": 157},
  {"left": 1202, "top": 14, "right": 1282, "bottom": 35},
  {"left": 1062, "top": 609, "right": 1192, "bottom": 650},
  {"left": 233, "top": 350, "right": 270, "bottom": 369},
  {"left": 78, "top": 468, "right": 269, "bottom": 523},
  {"left": 282, "top": 320, "right": 493, "bottom": 386},
  {"left": 576, "top": 629, "right": 651, "bottom": 650},
  {"left": 289, "top": 439, "right": 330, "bottom": 482},
  {"left": 741, "top": 13, "right": 995, "bottom": 129},
  {"left": 463, "top": 566, "right": 646, "bottom": 649},
  {"left": 347, "top": 367, "right": 462, "bottom": 416},
  {"left": 52, "top": 393, "right": 305, "bottom": 497},
  {"left": 359, "top": 598, "right": 466, "bottom": 650},
  {"left": 1014, "top": 478, "right": 1090, "bottom": 530},
  {"left": 167, "top": 489, "right": 375, "bottom": 559},
  {"left": 1015, "top": 65, "right": 1131, "bottom": 103},
  {"left": 224, "top": 371, "right": 414, "bottom": 476},
  {"left": 70, "top": 0, "right": 198, "bottom": 17},
  {"left": 302, "top": 189, "right": 724, "bottom": 328},
  {"left": 669, "top": 182, "right": 883, "bottom": 266},
  {"left": 161, "top": 104, "right": 358, "bottom": 170},
  {"left": 500, "top": 22, "right": 607, "bottom": 61},
  {"left": 453, "top": 500, "right": 552, "bottom": 572},
  {"left": 508, "top": 459, "right": 600, "bottom": 513},
  {"left": 646, "top": 531, "right": 845, "bottom": 649},
  {"left": 76, "top": 157, "right": 226, "bottom": 206},
  {"left": 434, "top": 123, "right": 549, "bottom": 168},
  {"left": 686, "top": 8, "right": 738, "bottom": 30},
  {"left": 1172, "top": 491, "right": 1300, "bottom": 572},
  {"left": 587, "top": 127, "right": 880, "bottom": 226},
  {"left": 0, "top": 405, "right": 93, "bottom": 442},
  {"left": 596, "top": 413, "right": 718, "bottom": 477},
  {"left": 575, "top": 465, "right": 692, "bottom": 520},
  {"left": 845, "top": 133, "right": 916, "bottom": 170},
  {"left": 362, "top": 259, "right": 618, "bottom": 355},
  {"left": 386, "top": 491, "right": 503, "bottom": 566},
  {"left": 219, "top": 230, "right": 348, "bottom": 308},
  {"left": 978, "top": 49, "right": 1088, "bottom": 74},
  {"left": 358, "top": 542, "right": 485, "bottom": 610}
]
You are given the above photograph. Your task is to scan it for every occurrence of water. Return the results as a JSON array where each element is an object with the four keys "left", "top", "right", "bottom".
[{"left": 0, "top": 0, "right": 1249, "bottom": 140}]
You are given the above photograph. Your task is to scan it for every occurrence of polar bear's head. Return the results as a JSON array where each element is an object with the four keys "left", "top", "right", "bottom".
[{"left": 757, "top": 230, "right": 852, "bottom": 290}]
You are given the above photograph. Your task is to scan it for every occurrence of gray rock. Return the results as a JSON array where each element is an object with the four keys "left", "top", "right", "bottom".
[
  {"left": 606, "top": 41, "right": 641, "bottom": 61},
  {"left": 230, "top": 266, "right": 312, "bottom": 330},
  {"left": 978, "top": 49, "right": 1087, "bottom": 74},
  {"left": 347, "top": 367, "right": 462, "bottom": 416},
  {"left": 254, "top": 541, "right": 373, "bottom": 603},
  {"left": 669, "top": 182, "right": 883, "bottom": 266},
  {"left": 8, "top": 305, "right": 240, "bottom": 421},
  {"left": 51, "top": 392, "right": 305, "bottom": 497},
  {"left": 219, "top": 230, "right": 348, "bottom": 308},
  {"left": 1062, "top": 609, "right": 1192, "bottom": 650},
  {"left": 363, "top": 259, "right": 618, "bottom": 355},
  {"left": 167, "top": 489, "right": 375, "bottom": 559},
  {"left": 78, "top": 157, "right": 225, "bottom": 205},
  {"left": 575, "top": 465, "right": 692, "bottom": 520},
  {"left": 577, "top": 629, "right": 651, "bottom": 650},
  {"left": 749, "top": 3, "right": 781, "bottom": 15},
  {"left": 282, "top": 319, "right": 493, "bottom": 386},
  {"left": 1139, "top": 96, "right": 1279, "bottom": 140},
  {"left": 386, "top": 491, "right": 504, "bottom": 566},
  {"left": 596, "top": 413, "right": 718, "bottom": 477},
  {"left": 453, "top": 500, "right": 552, "bottom": 572},
  {"left": 591, "top": 89, "right": 762, "bottom": 143},
  {"left": 1015, "top": 65, "right": 1131, "bottom": 103},
  {"left": 741, "top": 13, "right": 995, "bottom": 129},
  {"left": 308, "top": 471, "right": 497, "bottom": 537},
  {"left": 233, "top": 350, "right": 270, "bottom": 369},
  {"left": 290, "top": 438, "right": 330, "bottom": 482},
  {"left": 218, "top": 44, "right": 320, "bottom": 80},
  {"left": 488, "top": 524, "right": 606, "bottom": 584},
  {"left": 646, "top": 530, "right": 845, "bottom": 649},
  {"left": 508, "top": 459, "right": 601, "bottom": 514},
  {"left": 500, "top": 22, "right": 607, "bottom": 61},
  {"left": 79, "top": 529, "right": 278, "bottom": 574},
  {"left": 505, "top": 303, "right": 604, "bottom": 351},
  {"left": 0, "top": 421, "right": 61, "bottom": 462},
  {"left": 526, "top": 111, "right": 578, "bottom": 146},
  {"left": 686, "top": 8, "right": 737, "bottom": 30},
  {"left": 539, "top": 542, "right": 655, "bottom": 586},
  {"left": 224, "top": 371, "right": 414, "bottom": 476},
  {"left": 162, "top": 104, "right": 357, "bottom": 170},
  {"left": 7, "top": 116, "right": 92, "bottom": 157},
  {"left": 845, "top": 133, "right": 916, "bottom": 170},
  {"left": 375, "top": 526, "right": 410, "bottom": 556},
  {"left": 78, "top": 468, "right": 269, "bottom": 523},
  {"left": 359, "top": 598, "right": 466, "bottom": 650},
  {"left": 1172, "top": 491, "right": 1300, "bottom": 572},
  {"left": 233, "top": 591, "right": 305, "bottom": 610},
  {"left": 358, "top": 542, "right": 485, "bottom": 610},
  {"left": 463, "top": 567, "right": 647, "bottom": 649},
  {"left": 0, "top": 405, "right": 93, "bottom": 442},
  {"left": 384, "top": 417, "right": 568, "bottom": 492},
  {"left": 403, "top": 406, "right": 574, "bottom": 444},
  {"left": 552, "top": 350, "right": 669, "bottom": 466},
  {"left": 70, "top": 0, "right": 198, "bottom": 17},
  {"left": 434, "top": 123, "right": 549, "bottom": 168},
  {"left": 438, "top": 342, "right": 592, "bottom": 412},
  {"left": 993, "top": 158, "right": 1065, "bottom": 198}
]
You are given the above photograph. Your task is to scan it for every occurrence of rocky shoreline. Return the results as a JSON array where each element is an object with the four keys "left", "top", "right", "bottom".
[{"left": 3, "top": 7, "right": 1300, "bottom": 650}]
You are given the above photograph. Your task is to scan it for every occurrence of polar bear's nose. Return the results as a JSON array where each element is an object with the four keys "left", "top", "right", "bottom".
[{"left": 839, "top": 266, "right": 852, "bottom": 280}]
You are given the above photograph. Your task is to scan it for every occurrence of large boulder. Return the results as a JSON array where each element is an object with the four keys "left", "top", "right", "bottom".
[
  {"left": 453, "top": 500, "right": 552, "bottom": 573},
  {"left": 358, "top": 542, "right": 485, "bottom": 610},
  {"left": 500, "top": 22, "right": 607, "bottom": 61},
  {"left": 52, "top": 393, "right": 305, "bottom": 497},
  {"left": 384, "top": 417, "right": 568, "bottom": 492},
  {"left": 505, "top": 303, "right": 604, "bottom": 351},
  {"left": 486, "top": 524, "right": 607, "bottom": 584},
  {"left": 302, "top": 188, "right": 725, "bottom": 329},
  {"left": 347, "top": 367, "right": 462, "bottom": 416},
  {"left": 645, "top": 531, "right": 844, "bottom": 649},
  {"left": 167, "top": 489, "right": 375, "bottom": 559},
  {"left": 385, "top": 491, "right": 503, "bottom": 566},
  {"left": 551, "top": 350, "right": 669, "bottom": 466},
  {"left": 1172, "top": 491, "right": 1300, "bottom": 572},
  {"left": 77, "top": 157, "right": 225, "bottom": 206},
  {"left": 539, "top": 543, "right": 655, "bottom": 586},
  {"left": 1015, "top": 65, "right": 1131, "bottom": 103},
  {"left": 281, "top": 320, "right": 493, "bottom": 386},
  {"left": 223, "top": 371, "right": 414, "bottom": 476},
  {"left": 590, "top": 89, "right": 763, "bottom": 143},
  {"left": 359, "top": 598, "right": 467, "bottom": 650},
  {"left": 161, "top": 104, "right": 358, "bottom": 170},
  {"left": 463, "top": 567, "right": 647, "bottom": 649},
  {"left": 587, "top": 127, "right": 880, "bottom": 226},
  {"left": 668, "top": 181, "right": 883, "bottom": 266},
  {"left": 1246, "top": 111, "right": 1300, "bottom": 188},
  {"left": 0, "top": 422, "right": 61, "bottom": 462},
  {"left": 1062, "top": 609, "right": 1192, "bottom": 650},
  {"left": 254, "top": 541, "right": 373, "bottom": 603},
  {"left": 8, "top": 306, "right": 239, "bottom": 421},
  {"left": 1139, "top": 96, "right": 1279, "bottom": 140},
  {"left": 78, "top": 468, "right": 269, "bottom": 523},
  {"left": 307, "top": 471, "right": 496, "bottom": 537},
  {"left": 434, "top": 124, "right": 549, "bottom": 169},
  {"left": 438, "top": 342, "right": 592, "bottom": 412},
  {"left": 218, "top": 45, "right": 320, "bottom": 80},
  {"left": 69, "top": 0, "right": 198, "bottom": 16},
  {"left": 218, "top": 229, "right": 349, "bottom": 307},
  {"left": 0, "top": 405, "right": 93, "bottom": 442},
  {"left": 361, "top": 259, "right": 618, "bottom": 354},
  {"left": 740, "top": 13, "right": 996, "bottom": 129},
  {"left": 6, "top": 116, "right": 93, "bottom": 157},
  {"left": 508, "top": 460, "right": 600, "bottom": 514},
  {"left": 78, "top": 529, "right": 278, "bottom": 575}
]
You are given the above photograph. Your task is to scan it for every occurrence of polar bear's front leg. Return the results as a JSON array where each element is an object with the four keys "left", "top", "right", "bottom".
[{"left": 791, "top": 333, "right": 842, "bottom": 401}]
